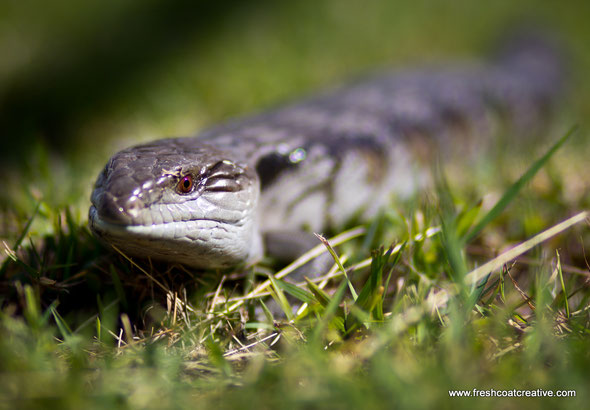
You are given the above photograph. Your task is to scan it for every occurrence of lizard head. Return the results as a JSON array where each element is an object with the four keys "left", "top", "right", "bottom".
[{"left": 89, "top": 138, "right": 262, "bottom": 268}]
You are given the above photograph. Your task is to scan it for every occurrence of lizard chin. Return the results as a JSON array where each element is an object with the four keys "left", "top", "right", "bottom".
[{"left": 89, "top": 205, "right": 263, "bottom": 269}]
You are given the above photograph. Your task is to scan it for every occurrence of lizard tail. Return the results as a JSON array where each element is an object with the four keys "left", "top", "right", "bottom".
[{"left": 495, "top": 28, "right": 567, "bottom": 104}]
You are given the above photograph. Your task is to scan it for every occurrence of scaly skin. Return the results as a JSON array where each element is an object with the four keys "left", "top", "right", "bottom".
[{"left": 89, "top": 32, "right": 565, "bottom": 268}]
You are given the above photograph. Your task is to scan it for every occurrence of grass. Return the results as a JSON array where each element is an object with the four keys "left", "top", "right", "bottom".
[
  {"left": 2, "top": 1, "right": 590, "bottom": 409},
  {"left": 2, "top": 129, "right": 589, "bottom": 410}
]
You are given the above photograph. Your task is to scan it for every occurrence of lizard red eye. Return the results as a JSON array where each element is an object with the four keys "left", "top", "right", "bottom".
[{"left": 177, "top": 175, "right": 194, "bottom": 194}]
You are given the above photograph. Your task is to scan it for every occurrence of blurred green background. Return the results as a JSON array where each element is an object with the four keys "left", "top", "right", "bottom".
[{"left": 0, "top": 0, "right": 589, "bottom": 219}]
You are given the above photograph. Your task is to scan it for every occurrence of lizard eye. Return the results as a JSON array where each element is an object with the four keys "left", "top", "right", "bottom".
[{"left": 177, "top": 175, "right": 194, "bottom": 194}]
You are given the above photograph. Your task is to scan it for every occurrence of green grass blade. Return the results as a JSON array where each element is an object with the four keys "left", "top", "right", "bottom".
[
  {"left": 376, "top": 242, "right": 406, "bottom": 321},
  {"left": 556, "top": 250, "right": 570, "bottom": 318},
  {"left": 355, "top": 243, "right": 399, "bottom": 316},
  {"left": 13, "top": 200, "right": 42, "bottom": 251},
  {"left": 96, "top": 317, "right": 102, "bottom": 343},
  {"left": 51, "top": 306, "right": 73, "bottom": 339},
  {"left": 205, "top": 336, "right": 233, "bottom": 378},
  {"left": 354, "top": 247, "right": 385, "bottom": 311},
  {"left": 274, "top": 278, "right": 315, "bottom": 304},
  {"left": 305, "top": 277, "right": 332, "bottom": 308},
  {"left": 268, "top": 274, "right": 294, "bottom": 321},
  {"left": 23, "top": 284, "right": 40, "bottom": 327},
  {"left": 315, "top": 233, "right": 358, "bottom": 300},
  {"left": 310, "top": 280, "right": 347, "bottom": 344},
  {"left": 382, "top": 241, "right": 405, "bottom": 298},
  {"left": 463, "top": 125, "right": 577, "bottom": 243},
  {"left": 0, "top": 201, "right": 42, "bottom": 278},
  {"left": 456, "top": 199, "right": 483, "bottom": 238},
  {"left": 259, "top": 299, "right": 275, "bottom": 324}
]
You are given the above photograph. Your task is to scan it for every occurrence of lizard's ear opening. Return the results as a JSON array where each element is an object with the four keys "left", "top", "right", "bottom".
[{"left": 256, "top": 148, "right": 306, "bottom": 189}]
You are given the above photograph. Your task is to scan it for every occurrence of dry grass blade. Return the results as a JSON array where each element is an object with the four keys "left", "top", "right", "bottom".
[
  {"left": 507, "top": 267, "right": 535, "bottom": 310},
  {"left": 465, "top": 211, "right": 588, "bottom": 286},
  {"left": 223, "top": 332, "right": 280, "bottom": 357},
  {"left": 111, "top": 244, "right": 170, "bottom": 293}
]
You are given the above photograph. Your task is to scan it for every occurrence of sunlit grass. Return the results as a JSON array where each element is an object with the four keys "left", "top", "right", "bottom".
[
  {"left": 1, "top": 124, "right": 589, "bottom": 409},
  {"left": 2, "top": 1, "right": 590, "bottom": 409}
]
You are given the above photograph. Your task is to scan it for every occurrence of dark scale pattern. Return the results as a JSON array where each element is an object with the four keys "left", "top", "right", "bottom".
[{"left": 255, "top": 152, "right": 299, "bottom": 189}]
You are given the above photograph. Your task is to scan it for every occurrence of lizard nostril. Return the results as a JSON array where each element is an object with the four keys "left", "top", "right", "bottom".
[{"left": 96, "top": 192, "right": 134, "bottom": 225}]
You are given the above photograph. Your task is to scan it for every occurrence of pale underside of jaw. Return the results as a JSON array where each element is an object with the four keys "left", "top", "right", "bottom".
[
  {"left": 90, "top": 205, "right": 235, "bottom": 241},
  {"left": 88, "top": 205, "right": 257, "bottom": 268}
]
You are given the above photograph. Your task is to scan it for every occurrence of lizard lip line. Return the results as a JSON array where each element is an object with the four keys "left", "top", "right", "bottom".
[{"left": 89, "top": 205, "right": 232, "bottom": 234}]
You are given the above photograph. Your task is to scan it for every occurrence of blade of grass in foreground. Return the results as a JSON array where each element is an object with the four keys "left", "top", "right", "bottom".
[
  {"left": 225, "top": 226, "right": 365, "bottom": 313},
  {"left": 463, "top": 125, "right": 577, "bottom": 244},
  {"left": 0, "top": 201, "right": 42, "bottom": 278},
  {"left": 465, "top": 210, "right": 588, "bottom": 287},
  {"left": 268, "top": 274, "right": 294, "bottom": 321},
  {"left": 310, "top": 280, "right": 348, "bottom": 345},
  {"left": 315, "top": 233, "right": 358, "bottom": 300},
  {"left": 556, "top": 250, "right": 570, "bottom": 318},
  {"left": 368, "top": 211, "right": 589, "bottom": 354}
]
